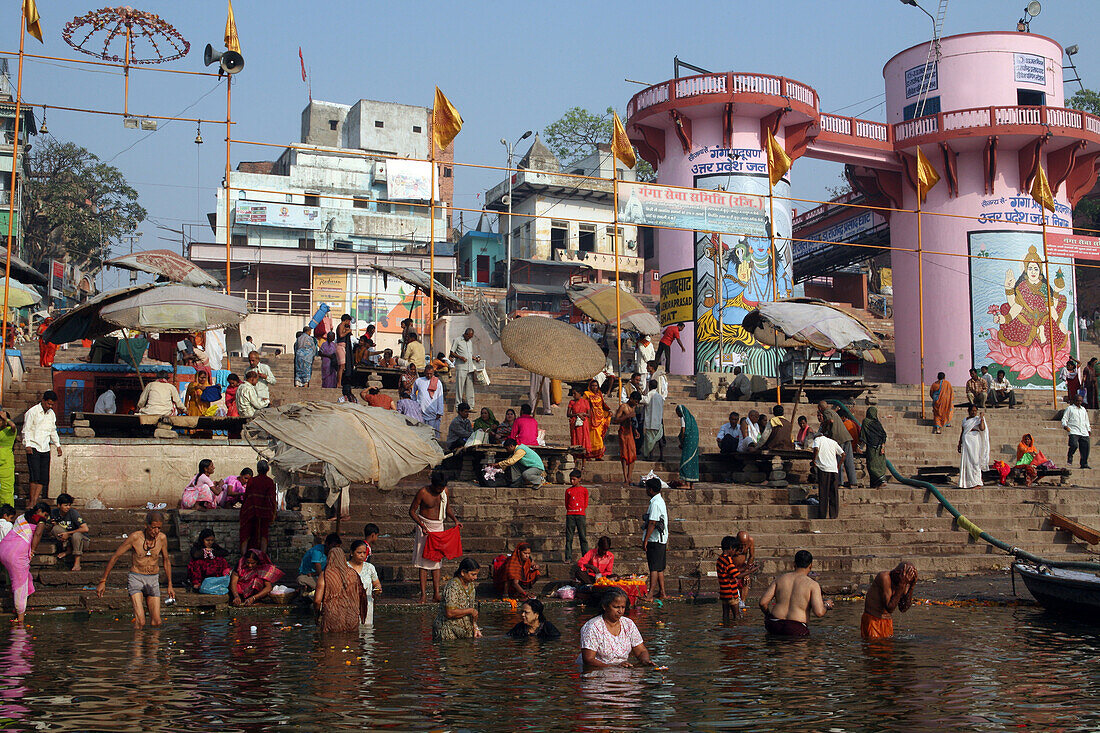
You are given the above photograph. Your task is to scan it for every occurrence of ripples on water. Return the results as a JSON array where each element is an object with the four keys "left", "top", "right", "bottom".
[{"left": 1, "top": 603, "right": 1099, "bottom": 732}]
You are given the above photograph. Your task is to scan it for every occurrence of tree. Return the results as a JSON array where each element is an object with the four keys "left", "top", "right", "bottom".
[
  {"left": 542, "top": 106, "right": 656, "bottom": 182},
  {"left": 1067, "top": 89, "right": 1100, "bottom": 233},
  {"left": 21, "top": 138, "right": 146, "bottom": 271},
  {"left": 1067, "top": 88, "right": 1100, "bottom": 116}
]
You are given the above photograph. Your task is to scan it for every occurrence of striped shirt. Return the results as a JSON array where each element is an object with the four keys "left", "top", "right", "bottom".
[{"left": 716, "top": 554, "right": 741, "bottom": 600}]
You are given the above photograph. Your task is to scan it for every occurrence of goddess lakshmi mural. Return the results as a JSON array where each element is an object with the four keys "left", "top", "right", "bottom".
[{"left": 969, "top": 232, "right": 1076, "bottom": 386}]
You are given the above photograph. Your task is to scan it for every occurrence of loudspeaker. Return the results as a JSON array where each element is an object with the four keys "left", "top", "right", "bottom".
[{"left": 203, "top": 43, "right": 244, "bottom": 75}]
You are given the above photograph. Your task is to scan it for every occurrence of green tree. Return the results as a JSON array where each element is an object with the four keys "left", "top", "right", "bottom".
[
  {"left": 21, "top": 138, "right": 146, "bottom": 270},
  {"left": 1067, "top": 89, "right": 1100, "bottom": 233},
  {"left": 542, "top": 106, "right": 656, "bottom": 182}
]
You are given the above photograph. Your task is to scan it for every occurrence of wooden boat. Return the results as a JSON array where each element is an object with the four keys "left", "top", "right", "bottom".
[{"left": 1013, "top": 562, "right": 1100, "bottom": 617}]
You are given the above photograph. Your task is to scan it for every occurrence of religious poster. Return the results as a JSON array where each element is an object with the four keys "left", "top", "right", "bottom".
[
  {"left": 688, "top": 147, "right": 793, "bottom": 374},
  {"left": 968, "top": 230, "right": 1077, "bottom": 389}
]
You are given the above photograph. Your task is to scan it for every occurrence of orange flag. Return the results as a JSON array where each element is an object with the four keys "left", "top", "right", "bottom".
[
  {"left": 915, "top": 147, "right": 940, "bottom": 204},
  {"left": 23, "top": 0, "right": 43, "bottom": 43},
  {"left": 432, "top": 87, "right": 463, "bottom": 154},
  {"left": 225, "top": 0, "right": 241, "bottom": 53},
  {"left": 611, "top": 112, "right": 636, "bottom": 169},
  {"left": 765, "top": 129, "right": 791, "bottom": 187},
  {"left": 1030, "top": 162, "right": 1055, "bottom": 212}
]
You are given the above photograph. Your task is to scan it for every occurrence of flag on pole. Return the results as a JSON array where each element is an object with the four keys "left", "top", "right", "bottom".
[
  {"left": 1030, "top": 162, "right": 1056, "bottom": 212},
  {"left": 765, "top": 130, "right": 791, "bottom": 187},
  {"left": 23, "top": 0, "right": 43, "bottom": 43},
  {"left": 915, "top": 147, "right": 940, "bottom": 203},
  {"left": 432, "top": 87, "right": 463, "bottom": 153},
  {"left": 225, "top": 0, "right": 241, "bottom": 53},
  {"left": 298, "top": 47, "right": 307, "bottom": 82},
  {"left": 611, "top": 112, "right": 636, "bottom": 169}
]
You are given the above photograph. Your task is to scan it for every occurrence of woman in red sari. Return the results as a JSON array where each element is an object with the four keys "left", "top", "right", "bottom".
[
  {"left": 584, "top": 379, "right": 610, "bottom": 460},
  {"left": 229, "top": 549, "right": 284, "bottom": 606},
  {"left": 37, "top": 318, "right": 57, "bottom": 367},
  {"left": 567, "top": 386, "right": 592, "bottom": 468},
  {"left": 494, "top": 542, "right": 541, "bottom": 600}
]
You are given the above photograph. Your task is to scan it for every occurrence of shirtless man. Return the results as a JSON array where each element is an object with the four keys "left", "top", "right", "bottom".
[
  {"left": 861, "top": 562, "right": 918, "bottom": 639},
  {"left": 408, "top": 469, "right": 459, "bottom": 603},
  {"left": 758, "top": 550, "right": 831, "bottom": 637},
  {"left": 733, "top": 530, "right": 758, "bottom": 596},
  {"left": 96, "top": 511, "right": 175, "bottom": 628}
]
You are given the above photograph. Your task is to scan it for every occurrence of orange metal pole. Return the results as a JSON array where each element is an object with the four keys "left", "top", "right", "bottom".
[
  {"left": 429, "top": 134, "right": 436, "bottom": 359},
  {"left": 0, "top": 11, "right": 27, "bottom": 406},
  {"left": 768, "top": 174, "right": 781, "bottom": 404},
  {"left": 20, "top": 102, "right": 226, "bottom": 125},
  {"left": 123, "top": 24, "right": 131, "bottom": 118},
  {"left": 0, "top": 49, "right": 222, "bottom": 76},
  {"left": 917, "top": 190, "right": 927, "bottom": 421},
  {"left": 225, "top": 76, "right": 232, "bottom": 295},
  {"left": 612, "top": 166, "right": 622, "bottom": 383},
  {"left": 1040, "top": 212, "right": 1058, "bottom": 407}
]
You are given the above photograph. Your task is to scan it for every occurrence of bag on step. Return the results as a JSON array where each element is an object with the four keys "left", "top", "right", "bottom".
[{"left": 200, "top": 575, "right": 231, "bottom": 595}]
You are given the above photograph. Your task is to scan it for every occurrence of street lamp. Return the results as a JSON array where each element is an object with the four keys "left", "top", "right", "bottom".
[
  {"left": 501, "top": 130, "right": 532, "bottom": 301},
  {"left": 900, "top": 0, "right": 940, "bottom": 117},
  {"left": 1064, "top": 44, "right": 1084, "bottom": 93}
]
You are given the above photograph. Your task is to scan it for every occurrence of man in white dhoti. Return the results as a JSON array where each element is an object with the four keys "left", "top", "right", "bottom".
[
  {"left": 408, "top": 471, "right": 457, "bottom": 603},
  {"left": 529, "top": 371, "right": 553, "bottom": 416},
  {"left": 449, "top": 328, "right": 480, "bottom": 409},
  {"left": 414, "top": 364, "right": 446, "bottom": 439},
  {"left": 957, "top": 405, "right": 989, "bottom": 489}
]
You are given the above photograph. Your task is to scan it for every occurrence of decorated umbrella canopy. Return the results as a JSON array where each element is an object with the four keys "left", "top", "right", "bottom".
[
  {"left": 567, "top": 283, "right": 661, "bottom": 335},
  {"left": 99, "top": 284, "right": 248, "bottom": 332},
  {"left": 40, "top": 283, "right": 156, "bottom": 344},
  {"left": 0, "top": 278, "right": 42, "bottom": 310},
  {"left": 741, "top": 298, "right": 885, "bottom": 364},
  {"left": 106, "top": 249, "right": 222, "bottom": 287},
  {"left": 244, "top": 401, "right": 445, "bottom": 525},
  {"left": 500, "top": 315, "right": 605, "bottom": 381}
]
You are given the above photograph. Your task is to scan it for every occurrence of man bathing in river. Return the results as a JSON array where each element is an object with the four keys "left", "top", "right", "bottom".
[
  {"left": 409, "top": 469, "right": 460, "bottom": 603},
  {"left": 96, "top": 511, "right": 175, "bottom": 627},
  {"left": 861, "top": 562, "right": 918, "bottom": 639},
  {"left": 758, "top": 550, "right": 831, "bottom": 637}
]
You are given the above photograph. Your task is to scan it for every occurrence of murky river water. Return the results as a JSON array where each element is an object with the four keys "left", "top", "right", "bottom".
[{"left": 1, "top": 602, "right": 1097, "bottom": 732}]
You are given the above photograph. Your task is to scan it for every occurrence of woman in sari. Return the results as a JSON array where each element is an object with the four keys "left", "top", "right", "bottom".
[
  {"left": 860, "top": 407, "right": 889, "bottom": 488},
  {"left": 930, "top": 371, "right": 954, "bottom": 434},
  {"left": 294, "top": 328, "right": 318, "bottom": 387},
  {"left": 37, "top": 318, "right": 57, "bottom": 367},
  {"left": 185, "top": 372, "right": 209, "bottom": 417},
  {"left": 676, "top": 405, "right": 699, "bottom": 487},
  {"left": 0, "top": 410, "right": 17, "bottom": 507},
  {"left": 230, "top": 549, "right": 284, "bottom": 606},
  {"left": 0, "top": 502, "right": 49, "bottom": 624},
  {"left": 1084, "top": 357, "right": 1099, "bottom": 409},
  {"left": 493, "top": 542, "right": 541, "bottom": 600},
  {"left": 613, "top": 393, "right": 638, "bottom": 486},
  {"left": 319, "top": 332, "right": 340, "bottom": 389},
  {"left": 399, "top": 362, "right": 419, "bottom": 396},
  {"left": 493, "top": 408, "right": 517, "bottom": 445},
  {"left": 1014, "top": 433, "right": 1048, "bottom": 487},
  {"left": 224, "top": 373, "right": 241, "bottom": 417},
  {"left": 1060, "top": 359, "right": 1082, "bottom": 402},
  {"left": 584, "top": 379, "right": 610, "bottom": 460},
  {"left": 314, "top": 546, "right": 366, "bottom": 632},
  {"left": 433, "top": 558, "right": 482, "bottom": 642},
  {"left": 956, "top": 406, "right": 989, "bottom": 490},
  {"left": 186, "top": 529, "right": 231, "bottom": 591},
  {"left": 567, "top": 387, "right": 592, "bottom": 468},
  {"left": 472, "top": 407, "right": 499, "bottom": 443}
]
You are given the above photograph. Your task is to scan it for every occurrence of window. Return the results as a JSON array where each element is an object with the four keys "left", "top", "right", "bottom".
[
  {"left": 605, "top": 226, "right": 625, "bottom": 251},
  {"left": 413, "top": 125, "right": 422, "bottom": 133},
  {"left": 231, "top": 234, "right": 247, "bottom": 247},
  {"left": 579, "top": 224, "right": 596, "bottom": 252},
  {"left": 353, "top": 196, "right": 370, "bottom": 209},
  {"left": 374, "top": 120, "right": 384, "bottom": 128},
  {"left": 1017, "top": 89, "right": 1046, "bottom": 106},
  {"left": 298, "top": 237, "right": 316, "bottom": 249},
  {"left": 304, "top": 193, "right": 320, "bottom": 207},
  {"left": 902, "top": 96, "right": 940, "bottom": 120},
  {"left": 329, "top": 120, "right": 338, "bottom": 131},
  {"left": 550, "top": 220, "right": 568, "bottom": 250},
  {"left": 443, "top": 167, "right": 452, "bottom": 178}
]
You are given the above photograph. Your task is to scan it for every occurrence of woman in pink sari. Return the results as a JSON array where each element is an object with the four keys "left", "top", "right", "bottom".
[{"left": 0, "top": 502, "right": 50, "bottom": 624}]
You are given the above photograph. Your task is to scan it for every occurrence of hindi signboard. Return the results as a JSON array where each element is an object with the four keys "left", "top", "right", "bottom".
[
  {"left": 1014, "top": 53, "right": 1046, "bottom": 85},
  {"left": 659, "top": 269, "right": 693, "bottom": 326},
  {"left": 1046, "top": 232, "right": 1100, "bottom": 261}
]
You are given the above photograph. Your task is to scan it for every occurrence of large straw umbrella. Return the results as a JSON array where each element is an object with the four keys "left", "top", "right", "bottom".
[{"left": 499, "top": 315, "right": 605, "bottom": 381}]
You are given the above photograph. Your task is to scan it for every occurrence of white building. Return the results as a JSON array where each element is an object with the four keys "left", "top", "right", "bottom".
[{"left": 190, "top": 98, "right": 456, "bottom": 344}]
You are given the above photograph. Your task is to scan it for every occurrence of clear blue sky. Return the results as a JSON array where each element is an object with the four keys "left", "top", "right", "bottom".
[{"left": 8, "top": 0, "right": 1099, "bottom": 289}]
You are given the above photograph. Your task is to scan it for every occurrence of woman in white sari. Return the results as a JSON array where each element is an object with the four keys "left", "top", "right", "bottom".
[{"left": 956, "top": 405, "right": 989, "bottom": 489}]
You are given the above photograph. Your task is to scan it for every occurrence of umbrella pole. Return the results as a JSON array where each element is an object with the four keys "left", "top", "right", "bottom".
[{"left": 0, "top": 11, "right": 27, "bottom": 407}]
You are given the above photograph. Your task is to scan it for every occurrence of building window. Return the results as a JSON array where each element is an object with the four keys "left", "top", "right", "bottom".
[
  {"left": 304, "top": 193, "right": 320, "bottom": 207},
  {"left": 605, "top": 226, "right": 625, "bottom": 251},
  {"left": 231, "top": 234, "right": 247, "bottom": 247},
  {"left": 902, "top": 96, "right": 940, "bottom": 120},
  {"left": 413, "top": 125, "right": 422, "bottom": 133},
  {"left": 329, "top": 120, "right": 338, "bottom": 131},
  {"left": 443, "top": 167, "right": 452, "bottom": 178},
  {"left": 298, "top": 237, "right": 316, "bottom": 249},
  {"left": 1017, "top": 89, "right": 1046, "bottom": 106},
  {"left": 353, "top": 196, "right": 370, "bottom": 209},
  {"left": 374, "top": 120, "right": 384, "bottom": 128},
  {"left": 550, "top": 220, "right": 568, "bottom": 251},
  {"left": 579, "top": 224, "right": 596, "bottom": 253}
]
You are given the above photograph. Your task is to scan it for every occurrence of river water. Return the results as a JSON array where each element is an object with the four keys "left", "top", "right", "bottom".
[{"left": 2, "top": 602, "right": 1098, "bottom": 732}]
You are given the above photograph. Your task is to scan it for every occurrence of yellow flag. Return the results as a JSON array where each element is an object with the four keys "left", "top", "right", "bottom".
[
  {"left": 611, "top": 112, "right": 636, "bottom": 169},
  {"left": 432, "top": 87, "right": 463, "bottom": 153},
  {"left": 915, "top": 147, "right": 940, "bottom": 203},
  {"left": 765, "top": 130, "right": 791, "bottom": 187},
  {"left": 23, "top": 0, "right": 43, "bottom": 43},
  {"left": 225, "top": 0, "right": 241, "bottom": 53},
  {"left": 1030, "top": 162, "right": 1055, "bottom": 212}
]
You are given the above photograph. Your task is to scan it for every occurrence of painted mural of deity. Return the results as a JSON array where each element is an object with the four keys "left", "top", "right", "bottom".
[{"left": 970, "top": 232, "right": 1076, "bottom": 386}]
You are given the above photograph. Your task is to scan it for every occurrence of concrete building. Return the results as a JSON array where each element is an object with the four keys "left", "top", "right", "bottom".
[
  {"left": 483, "top": 137, "right": 645, "bottom": 304},
  {"left": 456, "top": 216, "right": 504, "bottom": 288},
  {"left": 190, "top": 98, "right": 457, "bottom": 345}
]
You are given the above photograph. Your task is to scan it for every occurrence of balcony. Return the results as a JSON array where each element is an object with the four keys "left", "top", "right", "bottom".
[
  {"left": 893, "top": 104, "right": 1100, "bottom": 147},
  {"left": 627, "top": 71, "right": 819, "bottom": 120}
]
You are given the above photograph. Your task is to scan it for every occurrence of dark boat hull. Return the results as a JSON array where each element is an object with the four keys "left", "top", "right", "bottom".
[{"left": 1014, "top": 563, "right": 1100, "bottom": 618}]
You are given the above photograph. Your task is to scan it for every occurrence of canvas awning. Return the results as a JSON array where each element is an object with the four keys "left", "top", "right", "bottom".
[{"left": 367, "top": 264, "right": 468, "bottom": 313}]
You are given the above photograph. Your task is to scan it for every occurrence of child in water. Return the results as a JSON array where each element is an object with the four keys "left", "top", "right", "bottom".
[{"left": 716, "top": 536, "right": 742, "bottom": 623}]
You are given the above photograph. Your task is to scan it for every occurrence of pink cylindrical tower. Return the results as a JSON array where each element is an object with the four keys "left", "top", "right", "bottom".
[
  {"left": 626, "top": 73, "right": 818, "bottom": 375},
  {"left": 886, "top": 32, "right": 1084, "bottom": 391}
]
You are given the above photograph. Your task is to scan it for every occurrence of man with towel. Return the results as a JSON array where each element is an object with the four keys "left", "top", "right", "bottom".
[
  {"left": 415, "top": 364, "right": 446, "bottom": 438},
  {"left": 408, "top": 470, "right": 459, "bottom": 604}
]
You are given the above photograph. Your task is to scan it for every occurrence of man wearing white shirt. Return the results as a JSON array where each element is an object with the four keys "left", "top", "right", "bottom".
[
  {"left": 991, "top": 369, "right": 1017, "bottom": 409},
  {"left": 643, "top": 478, "right": 669, "bottom": 600},
  {"left": 633, "top": 335, "right": 656, "bottom": 372},
  {"left": 812, "top": 434, "right": 846, "bottom": 519},
  {"left": 23, "top": 391, "right": 61, "bottom": 505},
  {"left": 414, "top": 364, "right": 446, "bottom": 438},
  {"left": 449, "top": 328, "right": 480, "bottom": 409},
  {"left": 645, "top": 360, "right": 668, "bottom": 399},
  {"left": 717, "top": 411, "right": 740, "bottom": 454},
  {"left": 1062, "top": 394, "right": 1092, "bottom": 469},
  {"left": 243, "top": 336, "right": 259, "bottom": 356},
  {"left": 247, "top": 351, "right": 275, "bottom": 406},
  {"left": 93, "top": 388, "right": 117, "bottom": 414}
]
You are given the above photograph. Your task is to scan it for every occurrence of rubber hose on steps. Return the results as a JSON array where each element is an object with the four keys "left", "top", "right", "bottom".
[{"left": 826, "top": 399, "right": 1100, "bottom": 572}]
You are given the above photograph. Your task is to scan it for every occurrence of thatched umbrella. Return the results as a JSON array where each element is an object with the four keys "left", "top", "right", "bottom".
[{"left": 500, "top": 315, "right": 605, "bottom": 381}]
